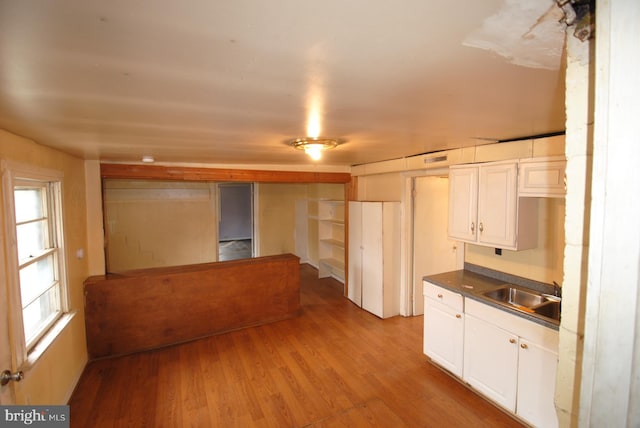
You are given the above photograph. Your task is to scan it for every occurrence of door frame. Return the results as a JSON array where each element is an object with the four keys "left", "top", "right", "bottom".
[
  {"left": 216, "top": 182, "right": 256, "bottom": 260},
  {"left": 0, "top": 192, "right": 15, "bottom": 405}
]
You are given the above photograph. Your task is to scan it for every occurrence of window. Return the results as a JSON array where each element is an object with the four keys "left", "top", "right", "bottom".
[
  {"left": 2, "top": 161, "right": 68, "bottom": 361},
  {"left": 14, "top": 181, "right": 66, "bottom": 348}
]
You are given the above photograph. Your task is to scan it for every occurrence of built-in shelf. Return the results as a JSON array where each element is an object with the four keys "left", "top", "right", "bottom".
[
  {"left": 319, "top": 257, "right": 345, "bottom": 272},
  {"left": 319, "top": 238, "right": 344, "bottom": 248},
  {"left": 317, "top": 200, "right": 345, "bottom": 282}
]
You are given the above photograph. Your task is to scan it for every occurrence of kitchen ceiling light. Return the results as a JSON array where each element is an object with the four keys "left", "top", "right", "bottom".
[{"left": 289, "top": 137, "right": 342, "bottom": 161}]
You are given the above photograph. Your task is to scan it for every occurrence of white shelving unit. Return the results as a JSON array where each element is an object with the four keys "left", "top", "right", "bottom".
[{"left": 317, "top": 200, "right": 345, "bottom": 282}]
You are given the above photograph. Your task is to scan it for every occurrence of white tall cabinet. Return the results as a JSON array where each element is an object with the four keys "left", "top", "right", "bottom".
[{"left": 348, "top": 201, "right": 400, "bottom": 318}]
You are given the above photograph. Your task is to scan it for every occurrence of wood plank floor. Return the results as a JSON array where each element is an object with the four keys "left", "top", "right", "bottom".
[{"left": 68, "top": 264, "right": 524, "bottom": 427}]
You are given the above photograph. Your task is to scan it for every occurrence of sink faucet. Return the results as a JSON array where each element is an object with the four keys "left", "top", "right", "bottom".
[{"left": 553, "top": 281, "right": 562, "bottom": 298}]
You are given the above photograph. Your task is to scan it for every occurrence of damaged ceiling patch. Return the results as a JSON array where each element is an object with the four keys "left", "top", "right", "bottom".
[{"left": 463, "top": 0, "right": 566, "bottom": 70}]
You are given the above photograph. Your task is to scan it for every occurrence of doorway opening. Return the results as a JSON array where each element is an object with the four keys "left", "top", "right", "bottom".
[
  {"left": 218, "top": 183, "right": 254, "bottom": 261},
  {"left": 408, "top": 173, "right": 464, "bottom": 315}
]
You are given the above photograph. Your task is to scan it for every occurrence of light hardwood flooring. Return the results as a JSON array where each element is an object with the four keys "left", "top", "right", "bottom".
[{"left": 68, "top": 264, "right": 524, "bottom": 427}]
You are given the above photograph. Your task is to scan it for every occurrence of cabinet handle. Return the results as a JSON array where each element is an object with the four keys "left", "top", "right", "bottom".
[
  {"left": 437, "top": 294, "right": 443, "bottom": 298},
  {"left": 455, "top": 314, "right": 461, "bottom": 319},
  {"left": 470, "top": 222, "right": 475, "bottom": 233},
  {"left": 479, "top": 222, "right": 484, "bottom": 233},
  {"left": 509, "top": 338, "right": 516, "bottom": 344},
  {"left": 520, "top": 343, "right": 528, "bottom": 349}
]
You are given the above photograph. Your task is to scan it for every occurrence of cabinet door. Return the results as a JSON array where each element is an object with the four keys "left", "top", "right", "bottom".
[
  {"left": 361, "top": 202, "right": 383, "bottom": 317},
  {"left": 518, "top": 159, "right": 566, "bottom": 197},
  {"left": 477, "top": 162, "right": 518, "bottom": 247},
  {"left": 348, "top": 201, "right": 363, "bottom": 306},
  {"left": 517, "top": 339, "right": 559, "bottom": 428},
  {"left": 424, "top": 297, "right": 464, "bottom": 377},
  {"left": 448, "top": 166, "right": 478, "bottom": 242},
  {"left": 463, "top": 314, "right": 518, "bottom": 411}
]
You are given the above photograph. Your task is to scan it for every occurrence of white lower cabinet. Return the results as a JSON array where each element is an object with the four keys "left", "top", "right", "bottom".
[
  {"left": 424, "top": 287, "right": 559, "bottom": 427},
  {"left": 516, "top": 337, "right": 559, "bottom": 428},
  {"left": 463, "top": 298, "right": 559, "bottom": 428},
  {"left": 463, "top": 313, "right": 518, "bottom": 411},
  {"left": 423, "top": 282, "right": 464, "bottom": 377}
]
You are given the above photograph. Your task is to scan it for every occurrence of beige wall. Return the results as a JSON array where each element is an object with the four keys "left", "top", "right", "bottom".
[
  {"left": 103, "top": 180, "right": 217, "bottom": 271},
  {"left": 465, "top": 197, "right": 566, "bottom": 284},
  {"left": 258, "top": 182, "right": 344, "bottom": 261},
  {"left": 257, "top": 183, "right": 309, "bottom": 257},
  {"left": 306, "top": 182, "right": 345, "bottom": 200},
  {"left": 356, "top": 172, "right": 403, "bottom": 202},
  {"left": 97, "top": 179, "right": 346, "bottom": 271},
  {"left": 84, "top": 161, "right": 105, "bottom": 276},
  {"left": 0, "top": 129, "right": 88, "bottom": 404}
]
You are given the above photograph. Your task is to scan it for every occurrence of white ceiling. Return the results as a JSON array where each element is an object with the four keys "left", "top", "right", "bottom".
[{"left": 0, "top": 0, "right": 567, "bottom": 167}]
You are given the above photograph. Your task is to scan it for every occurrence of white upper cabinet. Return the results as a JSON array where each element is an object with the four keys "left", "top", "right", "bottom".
[
  {"left": 448, "top": 166, "right": 478, "bottom": 243},
  {"left": 477, "top": 161, "right": 519, "bottom": 247},
  {"left": 518, "top": 156, "right": 567, "bottom": 197},
  {"left": 448, "top": 161, "right": 538, "bottom": 250}
]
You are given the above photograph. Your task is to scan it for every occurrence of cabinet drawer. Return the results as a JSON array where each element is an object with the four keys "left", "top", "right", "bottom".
[{"left": 424, "top": 281, "right": 463, "bottom": 312}]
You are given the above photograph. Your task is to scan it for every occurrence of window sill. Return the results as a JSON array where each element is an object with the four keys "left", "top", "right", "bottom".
[{"left": 22, "top": 311, "right": 76, "bottom": 369}]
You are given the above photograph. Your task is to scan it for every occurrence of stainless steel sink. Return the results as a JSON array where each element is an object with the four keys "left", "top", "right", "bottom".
[
  {"left": 482, "top": 285, "right": 561, "bottom": 321},
  {"left": 482, "top": 286, "right": 549, "bottom": 308},
  {"left": 533, "top": 300, "right": 561, "bottom": 320}
]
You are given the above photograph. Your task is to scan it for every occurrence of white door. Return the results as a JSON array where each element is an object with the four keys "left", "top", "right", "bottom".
[
  {"left": 361, "top": 202, "right": 383, "bottom": 317},
  {"left": 0, "top": 261, "right": 16, "bottom": 404},
  {"left": 413, "top": 176, "right": 463, "bottom": 315}
]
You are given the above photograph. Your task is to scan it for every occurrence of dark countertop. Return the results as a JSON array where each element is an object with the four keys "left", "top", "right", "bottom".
[{"left": 423, "top": 264, "right": 560, "bottom": 330}]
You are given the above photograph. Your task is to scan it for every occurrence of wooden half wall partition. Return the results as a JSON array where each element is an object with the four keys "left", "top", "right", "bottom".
[{"left": 84, "top": 254, "right": 300, "bottom": 359}]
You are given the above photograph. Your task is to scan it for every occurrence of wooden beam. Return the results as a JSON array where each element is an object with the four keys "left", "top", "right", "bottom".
[{"left": 100, "top": 163, "right": 351, "bottom": 183}]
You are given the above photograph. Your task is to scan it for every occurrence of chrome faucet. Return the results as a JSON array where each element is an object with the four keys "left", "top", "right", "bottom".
[{"left": 553, "top": 281, "right": 562, "bottom": 298}]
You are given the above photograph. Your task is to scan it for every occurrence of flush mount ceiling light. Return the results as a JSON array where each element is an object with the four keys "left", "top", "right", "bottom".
[{"left": 289, "top": 137, "right": 342, "bottom": 161}]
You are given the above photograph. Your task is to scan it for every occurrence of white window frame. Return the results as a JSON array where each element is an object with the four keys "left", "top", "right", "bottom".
[{"left": 1, "top": 160, "right": 69, "bottom": 366}]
